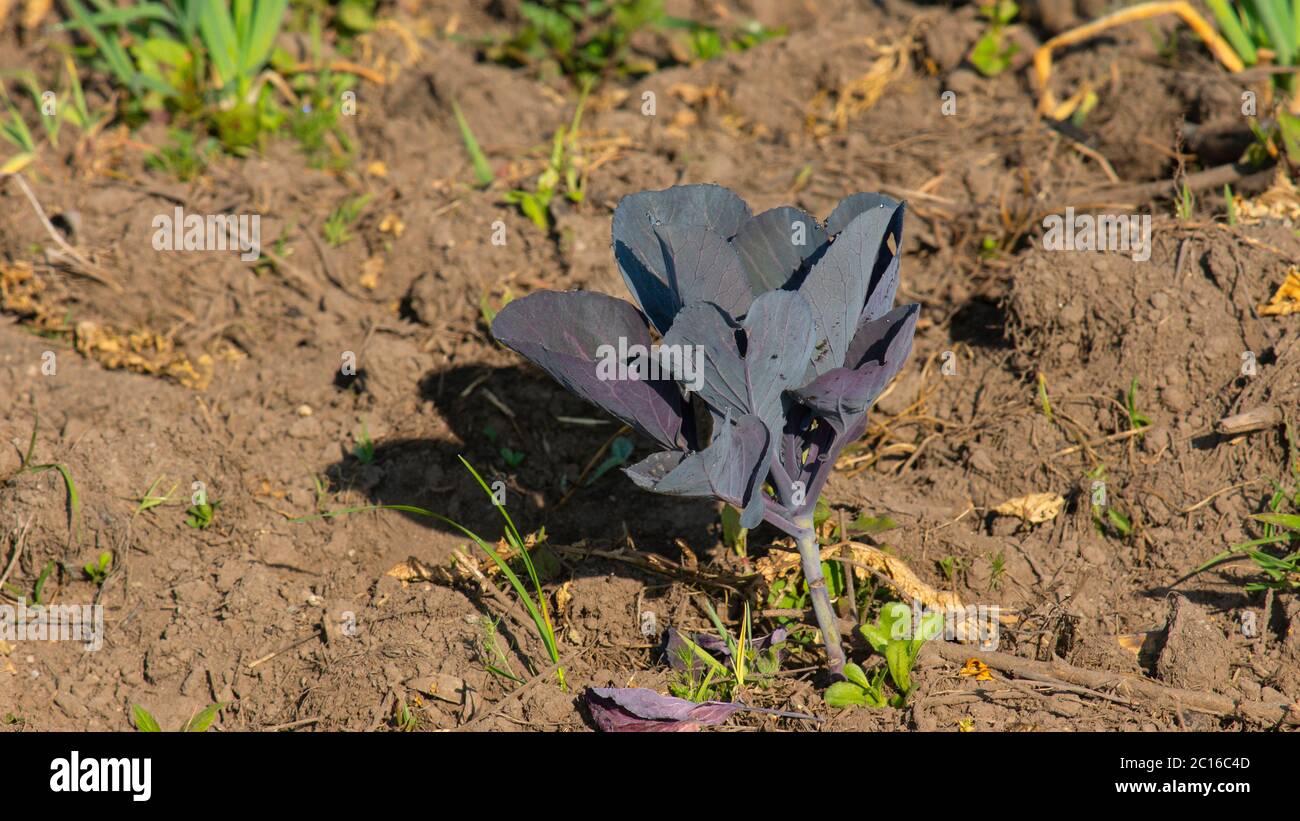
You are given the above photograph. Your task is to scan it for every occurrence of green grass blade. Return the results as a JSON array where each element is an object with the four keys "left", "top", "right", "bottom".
[
  {"left": 452, "top": 100, "right": 494, "bottom": 188},
  {"left": 676, "top": 630, "right": 730, "bottom": 678},
  {"left": 1256, "top": 512, "right": 1300, "bottom": 531},
  {"left": 195, "top": 0, "right": 240, "bottom": 92},
  {"left": 241, "top": 0, "right": 288, "bottom": 76},
  {"left": 1207, "top": 0, "right": 1258, "bottom": 64},
  {"left": 1249, "top": 0, "right": 1294, "bottom": 64},
  {"left": 65, "top": 57, "right": 91, "bottom": 123},
  {"left": 300, "top": 502, "right": 562, "bottom": 671},
  {"left": 57, "top": 2, "right": 174, "bottom": 29},
  {"left": 61, "top": 0, "right": 142, "bottom": 92}
]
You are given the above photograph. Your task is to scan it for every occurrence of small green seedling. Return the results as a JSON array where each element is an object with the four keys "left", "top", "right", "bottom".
[
  {"left": 0, "top": 85, "right": 36, "bottom": 158},
  {"left": 988, "top": 550, "right": 1007, "bottom": 591},
  {"left": 478, "top": 615, "right": 525, "bottom": 685},
  {"left": 323, "top": 193, "right": 373, "bottom": 246},
  {"left": 353, "top": 419, "right": 375, "bottom": 464},
  {"left": 1125, "top": 377, "right": 1153, "bottom": 430},
  {"left": 16, "top": 417, "right": 81, "bottom": 546},
  {"left": 33, "top": 560, "right": 55, "bottom": 605},
  {"left": 669, "top": 599, "right": 780, "bottom": 702},
  {"left": 145, "top": 129, "right": 216, "bottom": 181},
  {"left": 586, "top": 436, "right": 633, "bottom": 485},
  {"left": 392, "top": 698, "right": 419, "bottom": 732},
  {"left": 134, "top": 476, "right": 179, "bottom": 517},
  {"left": 969, "top": 1, "right": 1019, "bottom": 77},
  {"left": 500, "top": 447, "right": 526, "bottom": 468},
  {"left": 133, "top": 702, "right": 223, "bottom": 732},
  {"left": 937, "top": 555, "right": 967, "bottom": 585},
  {"left": 302, "top": 458, "right": 567, "bottom": 688},
  {"left": 825, "top": 602, "right": 943, "bottom": 709},
  {"left": 1177, "top": 182, "right": 1195, "bottom": 221},
  {"left": 1037, "top": 372, "right": 1054, "bottom": 421},
  {"left": 185, "top": 499, "right": 221, "bottom": 530},
  {"left": 503, "top": 80, "right": 592, "bottom": 230},
  {"left": 84, "top": 551, "right": 112, "bottom": 586},
  {"left": 1194, "top": 477, "right": 1300, "bottom": 592}
]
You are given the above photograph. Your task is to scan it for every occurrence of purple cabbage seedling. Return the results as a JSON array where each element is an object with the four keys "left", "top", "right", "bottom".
[{"left": 492, "top": 184, "right": 919, "bottom": 676}]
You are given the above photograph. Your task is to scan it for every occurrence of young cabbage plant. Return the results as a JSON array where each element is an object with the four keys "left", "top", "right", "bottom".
[{"left": 491, "top": 184, "right": 919, "bottom": 676}]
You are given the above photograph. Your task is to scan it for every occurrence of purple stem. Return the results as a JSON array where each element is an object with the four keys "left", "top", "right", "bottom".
[{"left": 762, "top": 504, "right": 845, "bottom": 677}]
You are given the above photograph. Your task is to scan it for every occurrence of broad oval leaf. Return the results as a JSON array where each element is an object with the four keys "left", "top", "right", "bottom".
[
  {"left": 731, "top": 206, "right": 827, "bottom": 295},
  {"left": 654, "top": 223, "right": 753, "bottom": 320},
  {"left": 612, "top": 184, "right": 752, "bottom": 333},
  {"left": 491, "top": 290, "right": 685, "bottom": 449},
  {"left": 824, "top": 681, "right": 867, "bottom": 708}
]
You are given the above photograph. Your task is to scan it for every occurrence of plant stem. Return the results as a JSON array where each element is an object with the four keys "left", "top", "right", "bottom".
[{"left": 792, "top": 516, "right": 845, "bottom": 677}]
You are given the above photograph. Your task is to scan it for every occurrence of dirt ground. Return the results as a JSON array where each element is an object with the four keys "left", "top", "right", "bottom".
[{"left": 2, "top": 0, "right": 1299, "bottom": 732}]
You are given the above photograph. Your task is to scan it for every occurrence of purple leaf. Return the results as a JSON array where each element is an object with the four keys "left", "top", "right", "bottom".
[
  {"left": 798, "top": 211, "right": 877, "bottom": 377},
  {"left": 661, "top": 301, "right": 747, "bottom": 420},
  {"left": 654, "top": 224, "right": 753, "bottom": 320},
  {"left": 625, "top": 411, "right": 768, "bottom": 526},
  {"left": 792, "top": 366, "right": 886, "bottom": 430},
  {"left": 585, "top": 687, "right": 745, "bottom": 732},
  {"left": 797, "top": 304, "right": 919, "bottom": 433},
  {"left": 824, "top": 192, "right": 902, "bottom": 237},
  {"left": 732, "top": 206, "right": 827, "bottom": 295},
  {"left": 703, "top": 412, "right": 769, "bottom": 527},
  {"left": 845, "top": 302, "right": 920, "bottom": 371},
  {"left": 623, "top": 450, "right": 705, "bottom": 495},
  {"left": 491, "top": 290, "right": 685, "bottom": 449},
  {"left": 862, "top": 248, "right": 901, "bottom": 323},
  {"left": 612, "top": 185, "right": 752, "bottom": 333},
  {"left": 621, "top": 446, "right": 712, "bottom": 496},
  {"left": 741, "top": 290, "right": 814, "bottom": 480}
]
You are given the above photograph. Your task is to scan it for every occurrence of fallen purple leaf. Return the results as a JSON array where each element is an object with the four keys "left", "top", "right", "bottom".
[
  {"left": 586, "top": 687, "right": 744, "bottom": 732},
  {"left": 585, "top": 686, "right": 817, "bottom": 732}
]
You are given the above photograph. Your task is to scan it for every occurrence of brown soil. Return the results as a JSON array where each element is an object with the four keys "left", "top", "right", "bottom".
[{"left": 1, "top": 0, "right": 1298, "bottom": 732}]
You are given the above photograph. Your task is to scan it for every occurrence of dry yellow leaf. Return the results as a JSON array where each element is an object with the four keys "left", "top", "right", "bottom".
[
  {"left": 385, "top": 556, "right": 437, "bottom": 583},
  {"left": 994, "top": 492, "right": 1065, "bottom": 524},
  {"left": 554, "top": 580, "right": 574, "bottom": 616},
  {"left": 959, "top": 657, "right": 993, "bottom": 681},
  {"left": 1234, "top": 173, "right": 1300, "bottom": 225},
  {"left": 1259, "top": 268, "right": 1300, "bottom": 317}
]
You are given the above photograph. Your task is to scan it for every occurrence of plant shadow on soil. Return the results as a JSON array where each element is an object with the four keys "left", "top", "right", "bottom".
[{"left": 322, "top": 363, "right": 723, "bottom": 566}]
